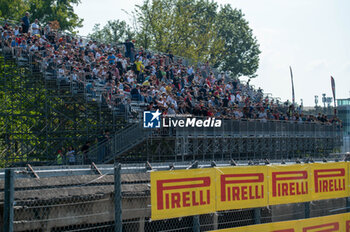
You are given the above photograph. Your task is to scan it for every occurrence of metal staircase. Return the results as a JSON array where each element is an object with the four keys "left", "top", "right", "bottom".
[{"left": 84, "top": 122, "right": 153, "bottom": 164}]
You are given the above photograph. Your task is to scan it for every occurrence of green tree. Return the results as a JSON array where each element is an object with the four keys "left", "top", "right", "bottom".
[
  {"left": 0, "top": 0, "right": 83, "bottom": 32},
  {"left": 134, "top": 0, "right": 224, "bottom": 63},
  {"left": 89, "top": 19, "right": 135, "bottom": 43},
  {"left": 0, "top": 0, "right": 28, "bottom": 20},
  {"left": 133, "top": 0, "right": 260, "bottom": 77},
  {"left": 28, "top": 0, "right": 83, "bottom": 32},
  {"left": 215, "top": 5, "right": 260, "bottom": 78}
]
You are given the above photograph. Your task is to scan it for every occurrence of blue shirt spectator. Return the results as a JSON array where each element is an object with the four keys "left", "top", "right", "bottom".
[{"left": 107, "top": 53, "right": 116, "bottom": 64}]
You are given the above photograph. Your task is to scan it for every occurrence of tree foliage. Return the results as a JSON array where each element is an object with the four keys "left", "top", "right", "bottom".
[
  {"left": 89, "top": 20, "right": 135, "bottom": 44},
  {"left": 215, "top": 5, "right": 260, "bottom": 78},
  {"left": 134, "top": 0, "right": 225, "bottom": 64},
  {"left": 1, "top": 0, "right": 260, "bottom": 77},
  {"left": 0, "top": 0, "right": 83, "bottom": 32},
  {"left": 131, "top": 0, "right": 260, "bottom": 78}
]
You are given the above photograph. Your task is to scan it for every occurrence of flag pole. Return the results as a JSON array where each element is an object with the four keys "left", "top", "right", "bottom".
[
  {"left": 289, "top": 66, "right": 295, "bottom": 108},
  {"left": 331, "top": 76, "right": 337, "bottom": 116}
]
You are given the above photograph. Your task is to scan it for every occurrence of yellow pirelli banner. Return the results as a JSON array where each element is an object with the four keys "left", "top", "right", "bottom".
[
  {"left": 150, "top": 168, "right": 216, "bottom": 220},
  {"left": 151, "top": 162, "right": 350, "bottom": 220},
  {"left": 211, "top": 212, "right": 350, "bottom": 232},
  {"left": 311, "top": 162, "right": 348, "bottom": 201},
  {"left": 215, "top": 166, "right": 268, "bottom": 210},
  {"left": 268, "top": 164, "right": 312, "bottom": 205}
]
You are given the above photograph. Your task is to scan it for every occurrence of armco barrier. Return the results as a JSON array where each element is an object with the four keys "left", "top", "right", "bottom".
[
  {"left": 151, "top": 162, "right": 349, "bottom": 220},
  {"left": 211, "top": 212, "right": 350, "bottom": 232}
]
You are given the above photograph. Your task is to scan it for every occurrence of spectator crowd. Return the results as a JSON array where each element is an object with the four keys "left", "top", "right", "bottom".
[
  {"left": 1, "top": 15, "right": 343, "bottom": 133},
  {"left": 1, "top": 14, "right": 341, "bottom": 125},
  {"left": 0, "top": 13, "right": 342, "bottom": 164}
]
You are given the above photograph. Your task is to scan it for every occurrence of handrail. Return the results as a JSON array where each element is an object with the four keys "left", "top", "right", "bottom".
[{"left": 79, "top": 118, "right": 342, "bottom": 164}]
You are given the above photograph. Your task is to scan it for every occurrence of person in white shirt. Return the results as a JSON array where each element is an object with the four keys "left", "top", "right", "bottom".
[
  {"left": 230, "top": 94, "right": 236, "bottom": 103},
  {"left": 121, "top": 59, "right": 127, "bottom": 71},
  {"left": 90, "top": 41, "right": 97, "bottom": 50},
  {"left": 236, "top": 92, "right": 241, "bottom": 102},
  {"left": 95, "top": 50, "right": 101, "bottom": 60},
  {"left": 127, "top": 75, "right": 134, "bottom": 83},
  {"left": 14, "top": 26, "right": 20, "bottom": 36},
  {"left": 31, "top": 19, "right": 40, "bottom": 35}
]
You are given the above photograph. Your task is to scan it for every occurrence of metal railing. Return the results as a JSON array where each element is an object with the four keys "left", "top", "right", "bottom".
[
  {"left": 80, "top": 119, "right": 342, "bottom": 164},
  {"left": 80, "top": 123, "right": 152, "bottom": 164}
]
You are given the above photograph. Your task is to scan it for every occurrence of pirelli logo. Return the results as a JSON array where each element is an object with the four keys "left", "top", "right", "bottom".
[
  {"left": 151, "top": 169, "right": 215, "bottom": 220},
  {"left": 310, "top": 163, "right": 349, "bottom": 200},
  {"left": 272, "top": 171, "right": 309, "bottom": 197},
  {"left": 156, "top": 177, "right": 211, "bottom": 210},
  {"left": 216, "top": 168, "right": 268, "bottom": 211},
  {"left": 151, "top": 163, "right": 349, "bottom": 220},
  {"left": 314, "top": 168, "right": 346, "bottom": 193},
  {"left": 220, "top": 173, "right": 264, "bottom": 201}
]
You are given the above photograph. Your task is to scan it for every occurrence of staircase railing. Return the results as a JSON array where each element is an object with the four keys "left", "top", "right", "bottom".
[{"left": 81, "top": 122, "right": 153, "bottom": 164}]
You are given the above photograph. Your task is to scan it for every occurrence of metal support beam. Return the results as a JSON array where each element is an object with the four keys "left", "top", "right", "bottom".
[
  {"left": 114, "top": 163, "right": 122, "bottom": 232},
  {"left": 192, "top": 163, "right": 200, "bottom": 232},
  {"left": 304, "top": 202, "right": 310, "bottom": 218},
  {"left": 213, "top": 213, "right": 218, "bottom": 230},
  {"left": 4, "top": 169, "right": 14, "bottom": 232},
  {"left": 193, "top": 215, "right": 200, "bottom": 232},
  {"left": 139, "top": 217, "right": 145, "bottom": 232},
  {"left": 254, "top": 208, "right": 261, "bottom": 224}
]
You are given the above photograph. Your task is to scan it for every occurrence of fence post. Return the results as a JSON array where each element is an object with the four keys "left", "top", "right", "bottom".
[
  {"left": 254, "top": 208, "right": 261, "bottom": 224},
  {"left": 193, "top": 164, "right": 200, "bottom": 232},
  {"left": 304, "top": 202, "right": 310, "bottom": 218},
  {"left": 114, "top": 163, "right": 122, "bottom": 232},
  {"left": 4, "top": 169, "right": 14, "bottom": 232},
  {"left": 193, "top": 215, "right": 200, "bottom": 232}
]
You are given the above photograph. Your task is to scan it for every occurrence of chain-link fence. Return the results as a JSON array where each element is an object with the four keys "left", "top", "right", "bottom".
[{"left": 1, "top": 162, "right": 350, "bottom": 232}]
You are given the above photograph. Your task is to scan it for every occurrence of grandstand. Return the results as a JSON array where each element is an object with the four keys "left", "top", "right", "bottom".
[
  {"left": 0, "top": 8, "right": 348, "bottom": 232},
  {"left": 0, "top": 19, "right": 343, "bottom": 167}
]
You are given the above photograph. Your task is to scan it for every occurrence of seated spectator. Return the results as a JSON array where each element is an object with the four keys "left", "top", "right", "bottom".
[{"left": 1, "top": 18, "right": 337, "bottom": 128}]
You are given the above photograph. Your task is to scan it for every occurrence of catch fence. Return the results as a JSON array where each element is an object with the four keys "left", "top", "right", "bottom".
[{"left": 1, "top": 160, "right": 350, "bottom": 232}]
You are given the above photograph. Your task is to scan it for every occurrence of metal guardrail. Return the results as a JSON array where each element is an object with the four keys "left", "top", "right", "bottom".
[{"left": 1, "top": 157, "right": 348, "bottom": 179}]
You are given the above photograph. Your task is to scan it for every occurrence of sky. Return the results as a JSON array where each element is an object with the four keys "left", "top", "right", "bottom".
[{"left": 74, "top": 0, "right": 350, "bottom": 106}]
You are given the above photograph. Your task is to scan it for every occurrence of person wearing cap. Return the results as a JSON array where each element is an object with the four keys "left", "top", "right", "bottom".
[{"left": 57, "top": 149, "right": 64, "bottom": 165}]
